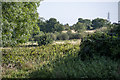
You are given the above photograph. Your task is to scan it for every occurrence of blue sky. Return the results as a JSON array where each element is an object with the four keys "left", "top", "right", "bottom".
[{"left": 37, "top": 1, "right": 118, "bottom": 25}]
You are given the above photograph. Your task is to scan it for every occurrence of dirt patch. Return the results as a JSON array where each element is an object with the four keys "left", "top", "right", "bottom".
[
  {"left": 70, "top": 39, "right": 81, "bottom": 45},
  {"left": 52, "top": 39, "right": 81, "bottom": 45},
  {"left": 71, "top": 30, "right": 77, "bottom": 33},
  {"left": 62, "top": 31, "right": 67, "bottom": 33},
  {"left": 0, "top": 47, "right": 11, "bottom": 50},
  {"left": 62, "top": 30, "right": 77, "bottom": 34},
  {"left": 85, "top": 30, "right": 96, "bottom": 33},
  {"left": 52, "top": 41, "right": 65, "bottom": 45}
]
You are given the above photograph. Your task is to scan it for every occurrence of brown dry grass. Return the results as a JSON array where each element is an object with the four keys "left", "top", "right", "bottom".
[{"left": 52, "top": 39, "right": 81, "bottom": 45}]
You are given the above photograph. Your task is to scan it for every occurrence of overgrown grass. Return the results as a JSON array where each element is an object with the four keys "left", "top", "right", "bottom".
[{"left": 2, "top": 44, "right": 120, "bottom": 78}]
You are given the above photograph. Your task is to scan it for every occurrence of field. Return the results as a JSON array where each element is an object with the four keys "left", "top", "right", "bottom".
[
  {"left": 2, "top": 43, "right": 120, "bottom": 78},
  {"left": 2, "top": 2, "right": 120, "bottom": 79},
  {"left": 1, "top": 26, "right": 120, "bottom": 78}
]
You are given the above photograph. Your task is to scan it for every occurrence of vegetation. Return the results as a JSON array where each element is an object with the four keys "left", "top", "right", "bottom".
[
  {"left": 78, "top": 18, "right": 92, "bottom": 30},
  {"left": 92, "top": 18, "right": 110, "bottom": 29},
  {"left": 37, "top": 33, "right": 54, "bottom": 46},
  {"left": 57, "top": 33, "right": 69, "bottom": 40},
  {"left": 2, "top": 44, "right": 120, "bottom": 78},
  {"left": 79, "top": 31, "right": 120, "bottom": 61},
  {"left": 1, "top": 1, "right": 120, "bottom": 79},
  {"left": 38, "top": 18, "right": 64, "bottom": 33},
  {"left": 72, "top": 22, "right": 87, "bottom": 33},
  {"left": 2, "top": 2, "right": 40, "bottom": 47}
]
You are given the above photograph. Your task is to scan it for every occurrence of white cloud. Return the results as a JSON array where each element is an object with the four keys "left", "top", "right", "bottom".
[{"left": 43, "top": 0, "right": 120, "bottom": 2}]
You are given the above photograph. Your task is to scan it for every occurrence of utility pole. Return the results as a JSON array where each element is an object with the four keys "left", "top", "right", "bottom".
[
  {"left": 118, "top": 1, "right": 120, "bottom": 23},
  {"left": 107, "top": 12, "right": 110, "bottom": 22}
]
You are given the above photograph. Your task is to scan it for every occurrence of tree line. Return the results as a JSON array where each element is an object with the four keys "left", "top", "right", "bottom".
[
  {"left": 38, "top": 17, "right": 111, "bottom": 33},
  {"left": 1, "top": 2, "right": 111, "bottom": 47}
]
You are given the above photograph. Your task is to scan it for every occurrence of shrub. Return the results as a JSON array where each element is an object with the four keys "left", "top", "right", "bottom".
[
  {"left": 79, "top": 32, "right": 120, "bottom": 60},
  {"left": 73, "top": 33, "right": 82, "bottom": 39},
  {"left": 33, "top": 35, "right": 41, "bottom": 41},
  {"left": 57, "top": 33, "right": 69, "bottom": 40},
  {"left": 2, "top": 39, "right": 18, "bottom": 47},
  {"left": 52, "top": 57, "right": 119, "bottom": 78},
  {"left": 38, "top": 33, "right": 53, "bottom": 46},
  {"left": 49, "top": 33, "right": 57, "bottom": 41},
  {"left": 69, "top": 33, "right": 87, "bottom": 40},
  {"left": 66, "top": 31, "right": 73, "bottom": 39},
  {"left": 110, "top": 25, "right": 120, "bottom": 36},
  {"left": 66, "top": 31, "right": 82, "bottom": 39},
  {"left": 34, "top": 33, "right": 45, "bottom": 41},
  {"left": 2, "top": 43, "right": 119, "bottom": 78}
]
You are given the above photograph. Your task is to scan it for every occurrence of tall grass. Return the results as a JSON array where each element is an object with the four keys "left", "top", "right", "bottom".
[{"left": 2, "top": 44, "right": 120, "bottom": 78}]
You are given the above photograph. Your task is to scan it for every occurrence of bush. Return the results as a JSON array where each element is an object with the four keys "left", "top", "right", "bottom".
[
  {"left": 66, "top": 31, "right": 73, "bottom": 39},
  {"left": 72, "top": 33, "right": 82, "bottom": 39},
  {"left": 68, "top": 33, "right": 86, "bottom": 40},
  {"left": 110, "top": 25, "right": 120, "bottom": 36},
  {"left": 34, "top": 35, "right": 41, "bottom": 41},
  {"left": 2, "top": 43, "right": 119, "bottom": 78},
  {"left": 38, "top": 33, "right": 53, "bottom": 46},
  {"left": 49, "top": 33, "right": 57, "bottom": 41},
  {"left": 33, "top": 32, "right": 45, "bottom": 41},
  {"left": 57, "top": 33, "right": 69, "bottom": 40},
  {"left": 30, "top": 31, "right": 44, "bottom": 41},
  {"left": 52, "top": 57, "right": 119, "bottom": 78},
  {"left": 79, "top": 32, "right": 120, "bottom": 60},
  {"left": 66, "top": 31, "right": 82, "bottom": 39},
  {"left": 2, "top": 40, "right": 18, "bottom": 47}
]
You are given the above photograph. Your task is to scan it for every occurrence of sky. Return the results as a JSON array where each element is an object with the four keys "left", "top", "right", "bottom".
[{"left": 37, "top": 0, "right": 119, "bottom": 26}]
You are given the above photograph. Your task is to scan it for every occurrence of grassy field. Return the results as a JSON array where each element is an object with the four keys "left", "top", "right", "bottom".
[
  {"left": 1, "top": 27, "right": 120, "bottom": 78},
  {"left": 2, "top": 43, "right": 120, "bottom": 78}
]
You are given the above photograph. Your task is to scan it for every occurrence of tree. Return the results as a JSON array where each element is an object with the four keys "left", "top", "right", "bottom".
[
  {"left": 38, "top": 33, "right": 53, "bottom": 46},
  {"left": 73, "top": 22, "right": 87, "bottom": 33},
  {"left": 38, "top": 18, "right": 64, "bottom": 33},
  {"left": 92, "top": 18, "right": 109, "bottom": 29},
  {"left": 84, "top": 19, "right": 92, "bottom": 30},
  {"left": 45, "top": 18, "right": 58, "bottom": 32},
  {"left": 78, "top": 18, "right": 92, "bottom": 30},
  {"left": 64, "top": 23, "right": 70, "bottom": 30},
  {"left": 78, "top": 18, "right": 85, "bottom": 23},
  {"left": 54, "top": 23, "right": 64, "bottom": 32},
  {"left": 2, "top": 2, "right": 41, "bottom": 47},
  {"left": 38, "top": 17, "right": 46, "bottom": 33}
]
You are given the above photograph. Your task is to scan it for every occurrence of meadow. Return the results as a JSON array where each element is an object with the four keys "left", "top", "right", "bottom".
[
  {"left": 2, "top": 43, "right": 120, "bottom": 78},
  {"left": 2, "top": 2, "right": 120, "bottom": 79}
]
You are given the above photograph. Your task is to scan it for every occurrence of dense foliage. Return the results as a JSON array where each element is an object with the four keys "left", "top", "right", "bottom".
[
  {"left": 1, "top": 1, "right": 120, "bottom": 79},
  {"left": 37, "top": 33, "right": 54, "bottom": 46},
  {"left": 2, "top": 44, "right": 119, "bottom": 78},
  {"left": 38, "top": 18, "right": 64, "bottom": 33},
  {"left": 110, "top": 24, "right": 120, "bottom": 36},
  {"left": 92, "top": 18, "right": 110, "bottom": 29},
  {"left": 72, "top": 22, "right": 87, "bottom": 33},
  {"left": 79, "top": 25, "right": 120, "bottom": 61},
  {"left": 2, "top": 2, "right": 41, "bottom": 47},
  {"left": 57, "top": 33, "right": 69, "bottom": 40},
  {"left": 78, "top": 18, "right": 92, "bottom": 29}
]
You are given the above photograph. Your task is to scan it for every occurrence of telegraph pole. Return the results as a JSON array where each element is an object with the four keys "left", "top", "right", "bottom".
[
  {"left": 107, "top": 12, "right": 110, "bottom": 22},
  {"left": 118, "top": 1, "right": 120, "bottom": 23}
]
